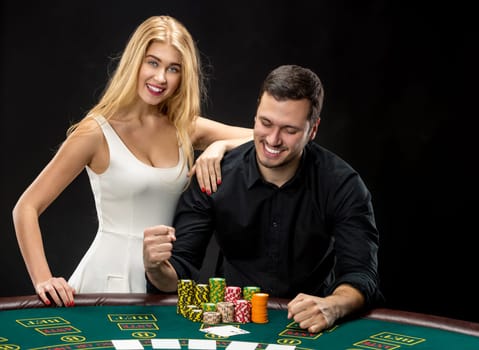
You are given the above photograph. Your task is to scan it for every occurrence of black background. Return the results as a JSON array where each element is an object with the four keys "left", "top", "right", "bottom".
[{"left": 1, "top": 1, "right": 477, "bottom": 322}]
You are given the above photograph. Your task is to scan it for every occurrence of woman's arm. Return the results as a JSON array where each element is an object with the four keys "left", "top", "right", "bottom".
[
  {"left": 191, "top": 116, "right": 253, "bottom": 151},
  {"left": 12, "top": 121, "right": 104, "bottom": 306}
]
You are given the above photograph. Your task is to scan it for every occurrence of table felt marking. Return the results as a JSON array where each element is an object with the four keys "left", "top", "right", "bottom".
[
  {"left": 0, "top": 345, "right": 20, "bottom": 350},
  {"left": 109, "top": 314, "right": 158, "bottom": 322},
  {"left": 353, "top": 339, "right": 400, "bottom": 349},
  {"left": 151, "top": 338, "right": 181, "bottom": 349},
  {"left": 117, "top": 323, "right": 159, "bottom": 330},
  {"left": 131, "top": 332, "right": 158, "bottom": 338},
  {"left": 279, "top": 328, "right": 322, "bottom": 340},
  {"left": 16, "top": 317, "right": 70, "bottom": 327},
  {"left": 370, "top": 332, "right": 426, "bottom": 346},
  {"left": 112, "top": 339, "right": 144, "bottom": 350},
  {"left": 35, "top": 325, "right": 81, "bottom": 336}
]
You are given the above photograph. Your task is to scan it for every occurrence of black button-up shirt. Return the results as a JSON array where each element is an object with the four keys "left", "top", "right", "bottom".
[{"left": 155, "top": 141, "right": 381, "bottom": 306}]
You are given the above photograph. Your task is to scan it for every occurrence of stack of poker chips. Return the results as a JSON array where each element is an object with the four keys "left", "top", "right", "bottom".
[
  {"left": 203, "top": 311, "right": 222, "bottom": 324},
  {"left": 177, "top": 279, "right": 195, "bottom": 315},
  {"left": 185, "top": 304, "right": 203, "bottom": 322},
  {"left": 214, "top": 301, "right": 235, "bottom": 323},
  {"left": 233, "top": 299, "right": 251, "bottom": 323},
  {"left": 203, "top": 278, "right": 225, "bottom": 324},
  {"left": 177, "top": 280, "right": 209, "bottom": 322},
  {"left": 201, "top": 302, "right": 216, "bottom": 312},
  {"left": 224, "top": 286, "right": 242, "bottom": 302},
  {"left": 194, "top": 283, "right": 210, "bottom": 305},
  {"left": 208, "top": 277, "right": 226, "bottom": 303},
  {"left": 177, "top": 278, "right": 266, "bottom": 325},
  {"left": 251, "top": 292, "right": 269, "bottom": 323},
  {"left": 243, "top": 286, "right": 261, "bottom": 301}
]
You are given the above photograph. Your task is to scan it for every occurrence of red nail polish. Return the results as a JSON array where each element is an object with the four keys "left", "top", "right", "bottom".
[
  {"left": 45, "top": 300, "right": 51, "bottom": 305},
  {"left": 201, "top": 187, "right": 206, "bottom": 192},
  {"left": 206, "top": 189, "right": 211, "bottom": 195},
  {"left": 217, "top": 179, "right": 222, "bottom": 185}
]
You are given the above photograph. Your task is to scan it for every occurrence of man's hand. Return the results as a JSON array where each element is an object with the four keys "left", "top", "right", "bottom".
[
  {"left": 287, "top": 293, "right": 338, "bottom": 333},
  {"left": 143, "top": 225, "right": 179, "bottom": 292},
  {"left": 287, "top": 285, "right": 365, "bottom": 333},
  {"left": 143, "top": 225, "right": 176, "bottom": 272}
]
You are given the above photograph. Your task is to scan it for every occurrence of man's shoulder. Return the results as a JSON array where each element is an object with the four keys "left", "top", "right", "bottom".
[
  {"left": 306, "top": 142, "right": 343, "bottom": 163},
  {"left": 222, "top": 141, "right": 254, "bottom": 171},
  {"left": 305, "top": 142, "right": 358, "bottom": 175}
]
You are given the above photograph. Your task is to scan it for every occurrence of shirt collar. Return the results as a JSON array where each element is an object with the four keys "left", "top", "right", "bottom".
[{"left": 243, "top": 142, "right": 312, "bottom": 189}]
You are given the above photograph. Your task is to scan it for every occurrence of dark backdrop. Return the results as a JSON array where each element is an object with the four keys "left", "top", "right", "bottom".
[{"left": 1, "top": 1, "right": 477, "bottom": 322}]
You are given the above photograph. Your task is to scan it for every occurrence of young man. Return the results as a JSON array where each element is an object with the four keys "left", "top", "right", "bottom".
[{"left": 143, "top": 65, "right": 382, "bottom": 333}]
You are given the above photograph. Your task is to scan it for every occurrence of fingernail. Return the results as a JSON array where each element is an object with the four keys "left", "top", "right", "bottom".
[
  {"left": 217, "top": 179, "right": 222, "bottom": 185},
  {"left": 45, "top": 300, "right": 51, "bottom": 305},
  {"left": 201, "top": 187, "right": 206, "bottom": 193},
  {"left": 71, "top": 301, "right": 75, "bottom": 307},
  {"left": 206, "top": 189, "right": 211, "bottom": 195}
]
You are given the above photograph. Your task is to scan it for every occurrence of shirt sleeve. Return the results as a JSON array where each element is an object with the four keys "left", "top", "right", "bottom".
[
  {"left": 169, "top": 176, "right": 215, "bottom": 283},
  {"left": 326, "top": 169, "right": 383, "bottom": 307}
]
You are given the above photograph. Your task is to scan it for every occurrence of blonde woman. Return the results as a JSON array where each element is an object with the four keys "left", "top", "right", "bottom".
[{"left": 12, "top": 16, "right": 252, "bottom": 307}]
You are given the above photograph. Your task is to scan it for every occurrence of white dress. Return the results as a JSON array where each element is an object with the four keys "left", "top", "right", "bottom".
[{"left": 68, "top": 116, "right": 188, "bottom": 293}]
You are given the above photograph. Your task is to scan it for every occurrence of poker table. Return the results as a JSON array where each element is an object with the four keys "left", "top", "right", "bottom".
[{"left": 0, "top": 293, "right": 478, "bottom": 349}]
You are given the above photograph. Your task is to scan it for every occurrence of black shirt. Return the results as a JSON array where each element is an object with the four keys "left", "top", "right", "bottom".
[{"left": 151, "top": 141, "right": 381, "bottom": 306}]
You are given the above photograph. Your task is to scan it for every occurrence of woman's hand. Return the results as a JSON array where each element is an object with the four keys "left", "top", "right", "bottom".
[
  {"left": 188, "top": 141, "right": 227, "bottom": 194},
  {"left": 35, "top": 277, "right": 76, "bottom": 307}
]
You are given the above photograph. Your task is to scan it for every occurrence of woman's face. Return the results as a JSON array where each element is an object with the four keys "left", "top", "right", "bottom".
[{"left": 137, "top": 41, "right": 182, "bottom": 106}]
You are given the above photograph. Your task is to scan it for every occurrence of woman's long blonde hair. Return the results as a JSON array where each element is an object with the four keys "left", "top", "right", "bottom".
[{"left": 68, "top": 15, "right": 204, "bottom": 171}]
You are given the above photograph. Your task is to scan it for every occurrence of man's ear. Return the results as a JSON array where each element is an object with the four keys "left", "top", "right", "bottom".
[{"left": 309, "top": 118, "right": 321, "bottom": 141}]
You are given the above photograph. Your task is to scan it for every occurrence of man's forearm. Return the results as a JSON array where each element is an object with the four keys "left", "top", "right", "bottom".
[
  {"left": 146, "top": 261, "right": 179, "bottom": 293},
  {"left": 327, "top": 284, "right": 366, "bottom": 320}
]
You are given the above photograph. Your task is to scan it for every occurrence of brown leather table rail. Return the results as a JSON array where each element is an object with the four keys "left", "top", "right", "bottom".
[{"left": 0, "top": 293, "right": 478, "bottom": 337}]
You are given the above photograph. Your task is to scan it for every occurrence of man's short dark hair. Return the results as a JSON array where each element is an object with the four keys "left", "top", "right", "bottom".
[{"left": 257, "top": 65, "right": 324, "bottom": 124}]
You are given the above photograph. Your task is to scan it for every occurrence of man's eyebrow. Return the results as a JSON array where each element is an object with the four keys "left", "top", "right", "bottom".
[{"left": 258, "top": 116, "right": 302, "bottom": 130}]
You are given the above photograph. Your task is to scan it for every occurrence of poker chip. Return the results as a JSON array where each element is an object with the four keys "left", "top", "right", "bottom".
[
  {"left": 201, "top": 302, "right": 217, "bottom": 312},
  {"left": 195, "top": 283, "right": 210, "bottom": 305},
  {"left": 177, "top": 279, "right": 195, "bottom": 315},
  {"left": 189, "top": 308, "right": 204, "bottom": 323},
  {"left": 233, "top": 299, "right": 251, "bottom": 323},
  {"left": 251, "top": 292, "right": 269, "bottom": 324},
  {"left": 243, "top": 286, "right": 261, "bottom": 301},
  {"left": 225, "top": 286, "right": 242, "bottom": 303},
  {"left": 216, "top": 301, "right": 235, "bottom": 323},
  {"left": 203, "top": 311, "right": 222, "bottom": 324},
  {"left": 184, "top": 304, "right": 199, "bottom": 318},
  {"left": 209, "top": 277, "right": 226, "bottom": 303}
]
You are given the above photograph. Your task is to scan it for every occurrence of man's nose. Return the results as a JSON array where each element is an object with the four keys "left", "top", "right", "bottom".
[{"left": 267, "top": 128, "right": 281, "bottom": 146}]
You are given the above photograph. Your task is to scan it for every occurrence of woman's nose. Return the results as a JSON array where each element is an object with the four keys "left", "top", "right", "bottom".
[{"left": 156, "top": 70, "right": 167, "bottom": 83}]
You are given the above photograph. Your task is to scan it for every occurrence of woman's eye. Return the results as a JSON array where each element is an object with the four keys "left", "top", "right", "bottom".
[
  {"left": 148, "top": 60, "right": 159, "bottom": 67},
  {"left": 168, "top": 66, "right": 180, "bottom": 73}
]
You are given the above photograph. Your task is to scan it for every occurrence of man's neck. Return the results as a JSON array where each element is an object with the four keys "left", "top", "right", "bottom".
[{"left": 257, "top": 156, "right": 301, "bottom": 187}]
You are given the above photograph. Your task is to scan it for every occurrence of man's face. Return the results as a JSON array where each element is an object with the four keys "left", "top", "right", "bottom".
[{"left": 254, "top": 92, "right": 319, "bottom": 183}]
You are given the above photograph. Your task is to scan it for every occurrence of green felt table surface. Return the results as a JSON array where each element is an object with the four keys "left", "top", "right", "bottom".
[{"left": 1, "top": 304, "right": 478, "bottom": 349}]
